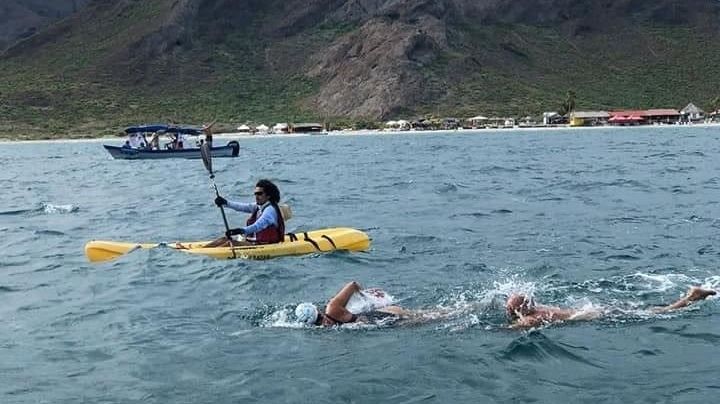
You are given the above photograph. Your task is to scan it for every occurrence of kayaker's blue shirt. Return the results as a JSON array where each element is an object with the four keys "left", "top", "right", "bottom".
[{"left": 225, "top": 200, "right": 278, "bottom": 235}]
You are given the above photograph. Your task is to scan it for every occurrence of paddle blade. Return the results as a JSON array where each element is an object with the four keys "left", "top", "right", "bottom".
[
  {"left": 200, "top": 142, "right": 213, "bottom": 175},
  {"left": 84, "top": 240, "right": 157, "bottom": 263}
]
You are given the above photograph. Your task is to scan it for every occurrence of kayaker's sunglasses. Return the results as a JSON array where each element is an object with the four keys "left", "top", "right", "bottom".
[{"left": 254, "top": 191, "right": 265, "bottom": 196}]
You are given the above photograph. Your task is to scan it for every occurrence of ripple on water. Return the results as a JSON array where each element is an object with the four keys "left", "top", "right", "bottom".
[
  {"left": 650, "top": 325, "right": 720, "bottom": 343},
  {"left": 498, "top": 332, "right": 603, "bottom": 368}
]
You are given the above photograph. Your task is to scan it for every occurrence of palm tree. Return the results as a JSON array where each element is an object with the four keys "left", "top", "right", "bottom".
[
  {"left": 710, "top": 96, "right": 720, "bottom": 113},
  {"left": 559, "top": 90, "right": 577, "bottom": 116}
]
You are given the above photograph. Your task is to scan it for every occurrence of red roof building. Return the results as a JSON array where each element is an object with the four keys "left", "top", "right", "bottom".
[{"left": 609, "top": 110, "right": 646, "bottom": 125}]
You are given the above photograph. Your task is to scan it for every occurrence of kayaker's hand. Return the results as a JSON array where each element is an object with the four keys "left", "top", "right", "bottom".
[
  {"left": 215, "top": 196, "right": 227, "bottom": 207},
  {"left": 225, "top": 228, "right": 244, "bottom": 239}
]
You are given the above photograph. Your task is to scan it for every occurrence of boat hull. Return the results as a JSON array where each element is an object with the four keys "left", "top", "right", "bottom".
[
  {"left": 85, "top": 227, "right": 371, "bottom": 262},
  {"left": 104, "top": 141, "right": 239, "bottom": 160}
]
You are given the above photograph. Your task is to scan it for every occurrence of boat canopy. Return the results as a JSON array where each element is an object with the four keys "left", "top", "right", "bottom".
[{"left": 124, "top": 125, "right": 202, "bottom": 135}]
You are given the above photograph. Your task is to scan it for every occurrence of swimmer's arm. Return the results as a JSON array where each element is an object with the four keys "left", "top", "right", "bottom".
[
  {"left": 548, "top": 308, "right": 579, "bottom": 321},
  {"left": 652, "top": 298, "right": 692, "bottom": 313},
  {"left": 509, "top": 309, "right": 577, "bottom": 329},
  {"left": 652, "top": 287, "right": 716, "bottom": 313},
  {"left": 328, "top": 281, "right": 361, "bottom": 308},
  {"left": 326, "top": 282, "right": 362, "bottom": 322}
]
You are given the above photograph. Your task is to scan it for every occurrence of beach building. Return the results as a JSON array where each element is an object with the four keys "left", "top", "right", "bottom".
[
  {"left": 709, "top": 110, "right": 720, "bottom": 123},
  {"left": 518, "top": 116, "right": 538, "bottom": 127},
  {"left": 608, "top": 110, "right": 646, "bottom": 126},
  {"left": 482, "top": 117, "right": 515, "bottom": 128},
  {"left": 272, "top": 123, "right": 289, "bottom": 133},
  {"left": 236, "top": 124, "right": 251, "bottom": 133},
  {"left": 255, "top": 124, "right": 269, "bottom": 134},
  {"left": 543, "top": 112, "right": 567, "bottom": 125},
  {"left": 569, "top": 111, "right": 610, "bottom": 127},
  {"left": 442, "top": 118, "right": 461, "bottom": 130},
  {"left": 681, "top": 103, "right": 704, "bottom": 122},
  {"left": 644, "top": 109, "right": 681, "bottom": 124},
  {"left": 291, "top": 123, "right": 324, "bottom": 133},
  {"left": 468, "top": 115, "right": 489, "bottom": 128},
  {"left": 411, "top": 118, "right": 433, "bottom": 131},
  {"left": 384, "top": 120, "right": 411, "bottom": 131}
]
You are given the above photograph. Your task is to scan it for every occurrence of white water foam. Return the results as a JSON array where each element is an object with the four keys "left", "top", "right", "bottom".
[
  {"left": 41, "top": 203, "right": 78, "bottom": 214},
  {"left": 630, "top": 272, "right": 693, "bottom": 292},
  {"left": 346, "top": 288, "right": 394, "bottom": 314},
  {"left": 258, "top": 308, "right": 306, "bottom": 329}
]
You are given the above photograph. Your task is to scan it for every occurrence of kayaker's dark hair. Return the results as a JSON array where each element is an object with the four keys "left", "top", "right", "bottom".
[
  {"left": 256, "top": 179, "right": 285, "bottom": 239},
  {"left": 256, "top": 179, "right": 281, "bottom": 204}
]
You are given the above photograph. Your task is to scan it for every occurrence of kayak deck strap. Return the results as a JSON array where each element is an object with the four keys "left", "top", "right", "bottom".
[
  {"left": 321, "top": 235, "right": 337, "bottom": 249},
  {"left": 284, "top": 232, "right": 337, "bottom": 250},
  {"left": 303, "top": 232, "right": 322, "bottom": 251}
]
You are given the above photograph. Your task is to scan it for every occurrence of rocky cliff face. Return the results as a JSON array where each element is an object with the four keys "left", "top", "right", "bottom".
[
  {"left": 0, "top": 0, "right": 91, "bottom": 50},
  {"left": 1, "top": 0, "right": 719, "bottom": 135}
]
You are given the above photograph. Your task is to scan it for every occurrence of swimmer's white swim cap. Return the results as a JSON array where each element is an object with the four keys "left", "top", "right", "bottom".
[{"left": 295, "top": 303, "right": 319, "bottom": 325}]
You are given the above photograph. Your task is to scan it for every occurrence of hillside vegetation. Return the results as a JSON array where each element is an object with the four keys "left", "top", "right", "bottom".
[{"left": 1, "top": 0, "right": 719, "bottom": 138}]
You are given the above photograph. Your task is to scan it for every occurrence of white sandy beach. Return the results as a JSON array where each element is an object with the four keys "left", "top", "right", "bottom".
[{"left": 1, "top": 122, "right": 719, "bottom": 145}]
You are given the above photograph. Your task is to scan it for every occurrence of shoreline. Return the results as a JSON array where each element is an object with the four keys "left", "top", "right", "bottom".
[{"left": 0, "top": 122, "right": 718, "bottom": 144}]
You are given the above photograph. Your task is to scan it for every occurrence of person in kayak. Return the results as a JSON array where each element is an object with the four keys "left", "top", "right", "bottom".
[
  {"left": 204, "top": 179, "right": 286, "bottom": 247},
  {"left": 506, "top": 286, "right": 716, "bottom": 329},
  {"left": 295, "top": 281, "right": 413, "bottom": 326}
]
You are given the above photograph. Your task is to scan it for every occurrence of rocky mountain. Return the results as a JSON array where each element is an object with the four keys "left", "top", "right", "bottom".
[
  {"left": 0, "top": 0, "right": 92, "bottom": 51},
  {"left": 1, "top": 0, "right": 719, "bottom": 137}
]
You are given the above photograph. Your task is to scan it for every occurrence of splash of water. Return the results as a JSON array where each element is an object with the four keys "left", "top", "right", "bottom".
[
  {"left": 630, "top": 272, "right": 693, "bottom": 292},
  {"left": 346, "top": 288, "right": 395, "bottom": 314},
  {"left": 258, "top": 308, "right": 305, "bottom": 329},
  {"left": 41, "top": 203, "right": 78, "bottom": 214}
]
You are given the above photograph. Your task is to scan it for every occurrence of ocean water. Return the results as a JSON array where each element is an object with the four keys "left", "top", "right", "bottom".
[{"left": 1, "top": 126, "right": 719, "bottom": 403}]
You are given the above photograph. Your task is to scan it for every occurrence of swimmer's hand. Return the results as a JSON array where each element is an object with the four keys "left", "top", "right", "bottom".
[
  {"left": 687, "top": 287, "right": 716, "bottom": 302},
  {"left": 509, "top": 316, "right": 545, "bottom": 329}
]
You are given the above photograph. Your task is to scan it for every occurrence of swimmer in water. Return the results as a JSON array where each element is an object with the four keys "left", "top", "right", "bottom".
[
  {"left": 295, "top": 281, "right": 414, "bottom": 327},
  {"left": 505, "top": 286, "right": 716, "bottom": 329}
]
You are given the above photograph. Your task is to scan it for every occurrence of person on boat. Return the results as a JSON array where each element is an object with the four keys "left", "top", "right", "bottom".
[
  {"left": 202, "top": 122, "right": 214, "bottom": 147},
  {"left": 204, "top": 179, "right": 286, "bottom": 248},
  {"left": 122, "top": 140, "right": 132, "bottom": 149},
  {"left": 145, "top": 132, "right": 159, "bottom": 150},
  {"left": 505, "top": 286, "right": 716, "bottom": 329},
  {"left": 295, "top": 281, "right": 414, "bottom": 327},
  {"left": 180, "top": 133, "right": 190, "bottom": 149},
  {"left": 128, "top": 134, "right": 144, "bottom": 148},
  {"left": 170, "top": 133, "right": 184, "bottom": 149}
]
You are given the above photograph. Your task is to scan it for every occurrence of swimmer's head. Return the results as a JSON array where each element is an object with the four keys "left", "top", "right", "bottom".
[
  {"left": 295, "top": 303, "right": 319, "bottom": 325},
  {"left": 505, "top": 294, "right": 535, "bottom": 320}
]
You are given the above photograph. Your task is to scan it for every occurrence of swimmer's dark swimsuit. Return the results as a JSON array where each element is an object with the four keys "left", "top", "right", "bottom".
[{"left": 323, "top": 312, "right": 357, "bottom": 325}]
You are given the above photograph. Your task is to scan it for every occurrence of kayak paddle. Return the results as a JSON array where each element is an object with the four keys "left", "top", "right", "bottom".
[{"left": 200, "top": 141, "right": 237, "bottom": 258}]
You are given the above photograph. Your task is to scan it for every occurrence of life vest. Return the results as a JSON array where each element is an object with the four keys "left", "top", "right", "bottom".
[{"left": 246, "top": 203, "right": 285, "bottom": 244}]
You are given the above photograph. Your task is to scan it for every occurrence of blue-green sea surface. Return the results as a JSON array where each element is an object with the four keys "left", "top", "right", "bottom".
[{"left": 1, "top": 126, "right": 719, "bottom": 403}]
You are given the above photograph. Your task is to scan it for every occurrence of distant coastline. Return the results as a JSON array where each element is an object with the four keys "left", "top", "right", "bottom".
[{"left": 1, "top": 122, "right": 719, "bottom": 145}]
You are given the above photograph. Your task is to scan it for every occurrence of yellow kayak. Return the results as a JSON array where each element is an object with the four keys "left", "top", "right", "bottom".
[{"left": 85, "top": 227, "right": 370, "bottom": 262}]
